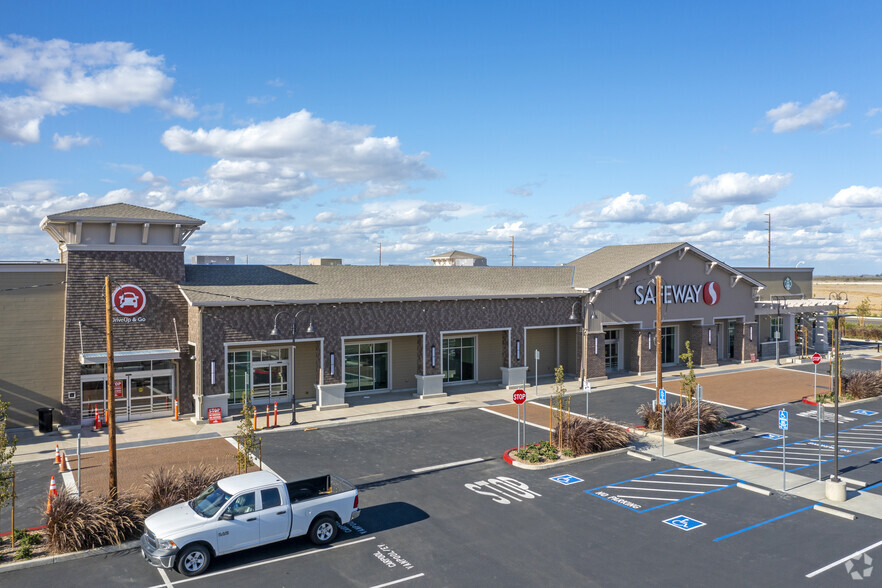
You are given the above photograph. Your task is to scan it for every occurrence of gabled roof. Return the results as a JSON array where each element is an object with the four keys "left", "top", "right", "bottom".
[
  {"left": 567, "top": 243, "right": 685, "bottom": 290},
  {"left": 180, "top": 264, "right": 576, "bottom": 306},
  {"left": 43, "top": 203, "right": 204, "bottom": 225},
  {"left": 567, "top": 242, "right": 764, "bottom": 291},
  {"left": 427, "top": 250, "right": 486, "bottom": 260}
]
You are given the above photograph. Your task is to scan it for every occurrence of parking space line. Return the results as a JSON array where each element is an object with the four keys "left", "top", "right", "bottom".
[
  {"left": 587, "top": 466, "right": 740, "bottom": 512},
  {"left": 370, "top": 573, "right": 427, "bottom": 587},
  {"left": 412, "top": 458, "right": 484, "bottom": 473},
  {"left": 806, "top": 538, "right": 882, "bottom": 578},
  {"left": 713, "top": 504, "right": 818, "bottom": 542},
  {"left": 607, "top": 486, "right": 703, "bottom": 494},
  {"left": 144, "top": 535, "right": 378, "bottom": 588},
  {"left": 157, "top": 568, "right": 174, "bottom": 588}
]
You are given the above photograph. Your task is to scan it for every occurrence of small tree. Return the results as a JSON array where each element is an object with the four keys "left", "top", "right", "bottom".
[
  {"left": 551, "top": 365, "right": 568, "bottom": 450},
  {"left": 0, "top": 394, "right": 17, "bottom": 540},
  {"left": 236, "top": 390, "right": 257, "bottom": 474},
  {"left": 856, "top": 297, "right": 872, "bottom": 327},
  {"left": 679, "top": 340, "right": 698, "bottom": 403}
]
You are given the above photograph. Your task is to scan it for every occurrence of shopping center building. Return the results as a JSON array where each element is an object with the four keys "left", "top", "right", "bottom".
[{"left": 0, "top": 203, "right": 840, "bottom": 429}]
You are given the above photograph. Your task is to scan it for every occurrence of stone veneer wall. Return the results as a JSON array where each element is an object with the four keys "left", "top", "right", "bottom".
[
  {"left": 689, "top": 324, "right": 718, "bottom": 367},
  {"left": 585, "top": 332, "right": 605, "bottom": 379},
  {"left": 61, "top": 250, "right": 190, "bottom": 425},
  {"left": 194, "top": 297, "right": 582, "bottom": 397},
  {"left": 734, "top": 321, "right": 758, "bottom": 363}
]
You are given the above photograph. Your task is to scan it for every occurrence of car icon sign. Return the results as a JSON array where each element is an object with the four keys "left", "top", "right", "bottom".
[{"left": 119, "top": 292, "right": 139, "bottom": 308}]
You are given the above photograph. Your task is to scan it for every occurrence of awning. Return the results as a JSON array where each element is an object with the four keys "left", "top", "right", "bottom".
[
  {"left": 754, "top": 298, "right": 843, "bottom": 313},
  {"left": 79, "top": 349, "right": 181, "bottom": 365}
]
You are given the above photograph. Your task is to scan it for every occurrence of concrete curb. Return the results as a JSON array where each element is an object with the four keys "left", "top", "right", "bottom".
[
  {"left": 505, "top": 446, "right": 631, "bottom": 470},
  {"left": 0, "top": 540, "right": 139, "bottom": 573},
  {"left": 633, "top": 423, "right": 748, "bottom": 443}
]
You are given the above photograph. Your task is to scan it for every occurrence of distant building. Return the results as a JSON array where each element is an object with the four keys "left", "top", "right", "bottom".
[
  {"left": 308, "top": 258, "right": 343, "bottom": 266},
  {"left": 427, "top": 250, "right": 487, "bottom": 267},
  {"left": 192, "top": 255, "right": 235, "bottom": 265}
]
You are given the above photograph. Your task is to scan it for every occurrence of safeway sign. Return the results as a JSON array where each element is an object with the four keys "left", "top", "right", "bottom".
[
  {"left": 634, "top": 281, "right": 720, "bottom": 306},
  {"left": 112, "top": 284, "right": 146, "bottom": 316}
]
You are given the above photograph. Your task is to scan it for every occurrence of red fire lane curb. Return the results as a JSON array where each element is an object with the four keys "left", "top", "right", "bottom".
[{"left": 502, "top": 448, "right": 517, "bottom": 465}]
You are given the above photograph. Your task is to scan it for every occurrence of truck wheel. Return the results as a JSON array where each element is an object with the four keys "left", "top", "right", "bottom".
[
  {"left": 309, "top": 516, "right": 338, "bottom": 545},
  {"left": 176, "top": 543, "right": 211, "bottom": 577}
]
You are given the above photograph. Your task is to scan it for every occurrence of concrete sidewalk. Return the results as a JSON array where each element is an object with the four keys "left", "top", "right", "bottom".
[{"left": 10, "top": 346, "right": 876, "bottom": 467}]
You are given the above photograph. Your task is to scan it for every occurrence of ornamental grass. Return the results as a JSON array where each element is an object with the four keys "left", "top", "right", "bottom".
[{"left": 637, "top": 400, "right": 728, "bottom": 438}]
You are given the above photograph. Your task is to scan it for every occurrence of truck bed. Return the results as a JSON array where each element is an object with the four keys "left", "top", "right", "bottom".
[{"left": 285, "top": 474, "right": 355, "bottom": 503}]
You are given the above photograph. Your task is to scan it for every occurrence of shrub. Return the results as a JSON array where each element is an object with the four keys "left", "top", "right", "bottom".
[
  {"left": 843, "top": 371, "right": 882, "bottom": 400},
  {"left": 14, "top": 544, "right": 32, "bottom": 560},
  {"left": 553, "top": 418, "right": 634, "bottom": 455},
  {"left": 12, "top": 528, "right": 42, "bottom": 547},
  {"left": 637, "top": 401, "right": 728, "bottom": 438},
  {"left": 45, "top": 490, "right": 146, "bottom": 553},
  {"left": 516, "top": 441, "right": 560, "bottom": 463},
  {"left": 144, "top": 464, "right": 235, "bottom": 513}
]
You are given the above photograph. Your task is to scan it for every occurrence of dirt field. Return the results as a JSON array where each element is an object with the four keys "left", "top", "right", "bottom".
[
  {"left": 687, "top": 366, "right": 830, "bottom": 410},
  {"left": 814, "top": 279, "right": 882, "bottom": 316}
]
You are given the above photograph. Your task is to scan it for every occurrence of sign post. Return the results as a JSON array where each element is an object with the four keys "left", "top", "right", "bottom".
[
  {"left": 696, "top": 384, "right": 703, "bottom": 451},
  {"left": 659, "top": 388, "right": 667, "bottom": 457},
  {"left": 779, "top": 409, "right": 789, "bottom": 490},
  {"left": 813, "top": 352, "right": 822, "bottom": 481},
  {"left": 583, "top": 380, "right": 591, "bottom": 418},
  {"left": 513, "top": 389, "right": 527, "bottom": 449},
  {"left": 534, "top": 349, "right": 540, "bottom": 392}
]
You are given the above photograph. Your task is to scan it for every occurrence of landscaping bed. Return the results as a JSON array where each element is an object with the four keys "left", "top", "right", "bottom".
[
  {"left": 636, "top": 399, "right": 735, "bottom": 438},
  {"left": 505, "top": 417, "right": 635, "bottom": 468}
]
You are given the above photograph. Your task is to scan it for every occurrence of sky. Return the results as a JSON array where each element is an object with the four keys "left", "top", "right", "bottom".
[{"left": 1, "top": 1, "right": 881, "bottom": 274}]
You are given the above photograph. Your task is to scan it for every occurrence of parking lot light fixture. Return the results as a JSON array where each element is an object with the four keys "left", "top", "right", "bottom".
[
  {"left": 271, "top": 309, "right": 314, "bottom": 425},
  {"left": 828, "top": 312, "right": 852, "bottom": 484}
]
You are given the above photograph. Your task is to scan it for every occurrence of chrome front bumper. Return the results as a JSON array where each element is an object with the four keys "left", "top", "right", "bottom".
[{"left": 140, "top": 533, "right": 178, "bottom": 569}]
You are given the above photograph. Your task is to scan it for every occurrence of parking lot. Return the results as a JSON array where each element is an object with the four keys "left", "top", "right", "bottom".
[{"left": 4, "top": 397, "right": 882, "bottom": 586}]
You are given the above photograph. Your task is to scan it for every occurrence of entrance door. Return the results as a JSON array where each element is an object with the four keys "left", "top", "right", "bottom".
[
  {"left": 661, "top": 326, "right": 677, "bottom": 366},
  {"left": 81, "top": 364, "right": 175, "bottom": 424},
  {"left": 604, "top": 330, "right": 621, "bottom": 373}
]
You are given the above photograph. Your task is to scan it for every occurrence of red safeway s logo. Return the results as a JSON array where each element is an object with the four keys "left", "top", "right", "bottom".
[
  {"left": 702, "top": 282, "right": 720, "bottom": 306},
  {"left": 112, "top": 284, "right": 146, "bottom": 316}
]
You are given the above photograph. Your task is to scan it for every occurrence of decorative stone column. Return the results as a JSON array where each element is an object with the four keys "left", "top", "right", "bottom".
[
  {"left": 690, "top": 324, "right": 718, "bottom": 367},
  {"left": 586, "top": 331, "right": 606, "bottom": 379}
]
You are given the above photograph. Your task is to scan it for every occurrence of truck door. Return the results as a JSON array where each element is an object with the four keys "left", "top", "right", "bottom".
[
  {"left": 217, "top": 492, "right": 260, "bottom": 553},
  {"left": 257, "top": 487, "right": 290, "bottom": 544}
]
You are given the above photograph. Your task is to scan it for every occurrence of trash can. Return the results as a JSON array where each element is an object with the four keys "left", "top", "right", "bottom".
[{"left": 37, "top": 407, "right": 53, "bottom": 433}]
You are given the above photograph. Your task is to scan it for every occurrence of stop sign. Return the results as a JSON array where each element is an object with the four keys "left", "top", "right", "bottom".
[
  {"left": 812, "top": 353, "right": 822, "bottom": 365},
  {"left": 512, "top": 389, "right": 527, "bottom": 404}
]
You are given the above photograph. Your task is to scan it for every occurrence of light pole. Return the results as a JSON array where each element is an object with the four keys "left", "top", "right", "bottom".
[
  {"left": 271, "top": 309, "right": 314, "bottom": 425},
  {"left": 828, "top": 312, "right": 852, "bottom": 485},
  {"left": 772, "top": 296, "right": 785, "bottom": 366}
]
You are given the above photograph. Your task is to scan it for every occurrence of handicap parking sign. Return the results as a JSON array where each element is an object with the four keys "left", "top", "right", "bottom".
[
  {"left": 663, "top": 515, "right": 706, "bottom": 531},
  {"left": 659, "top": 388, "right": 667, "bottom": 406},
  {"left": 852, "top": 409, "right": 879, "bottom": 416},
  {"left": 550, "top": 474, "right": 583, "bottom": 485},
  {"left": 778, "top": 409, "right": 788, "bottom": 430}
]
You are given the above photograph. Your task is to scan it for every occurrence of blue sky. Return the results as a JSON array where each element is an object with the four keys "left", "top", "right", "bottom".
[{"left": 2, "top": 1, "right": 881, "bottom": 274}]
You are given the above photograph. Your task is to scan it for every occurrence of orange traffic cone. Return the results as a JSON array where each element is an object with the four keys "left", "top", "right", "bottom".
[
  {"left": 49, "top": 476, "right": 58, "bottom": 497},
  {"left": 54, "top": 444, "right": 61, "bottom": 464},
  {"left": 59, "top": 451, "right": 70, "bottom": 473}
]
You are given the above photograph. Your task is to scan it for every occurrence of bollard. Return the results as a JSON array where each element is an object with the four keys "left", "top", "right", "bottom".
[
  {"left": 265, "top": 405, "right": 270, "bottom": 429},
  {"left": 174, "top": 398, "right": 179, "bottom": 421},
  {"left": 253, "top": 408, "right": 258, "bottom": 431},
  {"left": 273, "top": 401, "right": 278, "bottom": 428}
]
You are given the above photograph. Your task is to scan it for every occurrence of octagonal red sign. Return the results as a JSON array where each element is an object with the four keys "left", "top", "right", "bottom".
[
  {"left": 512, "top": 389, "right": 527, "bottom": 404},
  {"left": 112, "top": 284, "right": 146, "bottom": 316}
]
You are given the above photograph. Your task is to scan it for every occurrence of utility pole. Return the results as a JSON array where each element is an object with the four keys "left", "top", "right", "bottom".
[
  {"left": 655, "top": 275, "right": 662, "bottom": 405},
  {"left": 378, "top": 243, "right": 382, "bottom": 265},
  {"left": 104, "top": 277, "right": 118, "bottom": 500},
  {"left": 299, "top": 250, "right": 302, "bottom": 265},
  {"left": 510, "top": 236, "right": 515, "bottom": 267},
  {"left": 766, "top": 213, "right": 771, "bottom": 268}
]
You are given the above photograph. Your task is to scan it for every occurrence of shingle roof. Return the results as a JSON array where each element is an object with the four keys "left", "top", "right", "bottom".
[
  {"left": 45, "top": 203, "right": 204, "bottom": 225},
  {"left": 180, "top": 265, "right": 576, "bottom": 306},
  {"left": 567, "top": 243, "right": 685, "bottom": 290}
]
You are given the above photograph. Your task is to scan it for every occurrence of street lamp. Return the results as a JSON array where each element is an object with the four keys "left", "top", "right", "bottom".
[
  {"left": 270, "top": 309, "right": 314, "bottom": 425},
  {"left": 772, "top": 295, "right": 786, "bottom": 366},
  {"left": 828, "top": 312, "right": 853, "bottom": 487}
]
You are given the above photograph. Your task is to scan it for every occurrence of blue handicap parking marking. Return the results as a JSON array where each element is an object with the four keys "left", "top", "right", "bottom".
[
  {"left": 586, "top": 466, "right": 740, "bottom": 513},
  {"left": 852, "top": 409, "right": 879, "bottom": 416},
  {"left": 550, "top": 474, "right": 583, "bottom": 485},
  {"left": 756, "top": 433, "right": 784, "bottom": 440},
  {"left": 663, "top": 515, "right": 706, "bottom": 531}
]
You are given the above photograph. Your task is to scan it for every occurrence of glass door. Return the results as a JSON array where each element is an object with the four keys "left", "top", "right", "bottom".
[
  {"left": 661, "top": 326, "right": 677, "bottom": 365},
  {"left": 604, "top": 330, "right": 620, "bottom": 372}
]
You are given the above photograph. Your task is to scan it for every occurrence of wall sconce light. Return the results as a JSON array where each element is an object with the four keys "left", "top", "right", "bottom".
[
  {"left": 431, "top": 344, "right": 436, "bottom": 368},
  {"left": 648, "top": 334, "right": 653, "bottom": 350},
  {"left": 594, "top": 337, "right": 598, "bottom": 355},
  {"left": 330, "top": 352, "right": 335, "bottom": 376},
  {"left": 210, "top": 361, "right": 216, "bottom": 385},
  {"left": 749, "top": 326, "right": 753, "bottom": 342},
  {"left": 708, "top": 328, "right": 712, "bottom": 345},
  {"left": 516, "top": 340, "right": 521, "bottom": 361}
]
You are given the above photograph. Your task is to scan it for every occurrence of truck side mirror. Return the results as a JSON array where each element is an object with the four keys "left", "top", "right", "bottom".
[{"left": 220, "top": 511, "right": 234, "bottom": 521}]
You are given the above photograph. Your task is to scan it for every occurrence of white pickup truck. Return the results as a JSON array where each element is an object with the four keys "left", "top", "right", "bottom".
[{"left": 141, "top": 470, "right": 360, "bottom": 577}]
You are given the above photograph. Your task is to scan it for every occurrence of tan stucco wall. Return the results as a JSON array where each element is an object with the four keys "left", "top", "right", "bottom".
[
  {"left": 477, "top": 331, "right": 504, "bottom": 381},
  {"left": 0, "top": 267, "right": 66, "bottom": 428},
  {"left": 391, "top": 335, "right": 418, "bottom": 390}
]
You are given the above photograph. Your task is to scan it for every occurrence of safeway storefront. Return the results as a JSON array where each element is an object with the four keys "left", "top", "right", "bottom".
[{"left": 0, "top": 203, "right": 834, "bottom": 429}]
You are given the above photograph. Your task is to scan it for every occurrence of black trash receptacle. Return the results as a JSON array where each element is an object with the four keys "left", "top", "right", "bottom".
[{"left": 37, "top": 407, "right": 53, "bottom": 433}]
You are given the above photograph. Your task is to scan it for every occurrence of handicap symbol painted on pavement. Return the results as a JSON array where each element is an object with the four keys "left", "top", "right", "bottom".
[
  {"left": 851, "top": 409, "right": 879, "bottom": 416},
  {"left": 757, "top": 433, "right": 784, "bottom": 440},
  {"left": 550, "top": 474, "right": 583, "bottom": 485},
  {"left": 663, "top": 515, "right": 706, "bottom": 531}
]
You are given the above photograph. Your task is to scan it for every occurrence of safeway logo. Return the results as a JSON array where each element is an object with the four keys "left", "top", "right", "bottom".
[
  {"left": 702, "top": 282, "right": 720, "bottom": 306},
  {"left": 112, "top": 284, "right": 146, "bottom": 316}
]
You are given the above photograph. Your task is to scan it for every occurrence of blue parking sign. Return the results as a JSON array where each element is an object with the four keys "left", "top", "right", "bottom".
[
  {"left": 663, "top": 515, "right": 705, "bottom": 531},
  {"left": 550, "top": 474, "right": 583, "bottom": 485},
  {"left": 778, "top": 409, "right": 788, "bottom": 431},
  {"left": 659, "top": 388, "right": 667, "bottom": 406}
]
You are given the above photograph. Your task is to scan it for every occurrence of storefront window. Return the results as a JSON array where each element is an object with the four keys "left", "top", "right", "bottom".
[
  {"left": 345, "top": 342, "right": 389, "bottom": 392},
  {"left": 442, "top": 337, "right": 475, "bottom": 383},
  {"left": 661, "top": 326, "right": 677, "bottom": 365},
  {"left": 227, "top": 347, "right": 290, "bottom": 404}
]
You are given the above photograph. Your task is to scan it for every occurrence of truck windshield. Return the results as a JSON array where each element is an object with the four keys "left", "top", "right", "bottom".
[{"left": 190, "top": 483, "right": 232, "bottom": 518}]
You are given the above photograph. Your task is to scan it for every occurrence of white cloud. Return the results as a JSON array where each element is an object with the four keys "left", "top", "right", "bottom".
[
  {"left": 867, "top": 107, "right": 882, "bottom": 117},
  {"left": 830, "top": 185, "right": 882, "bottom": 208},
  {"left": 266, "top": 78, "right": 284, "bottom": 87},
  {"left": 689, "top": 172, "right": 792, "bottom": 205},
  {"left": 765, "top": 91, "right": 845, "bottom": 133},
  {"left": 52, "top": 132, "right": 92, "bottom": 150},
  {"left": 136, "top": 171, "right": 169, "bottom": 186},
  {"left": 246, "top": 95, "right": 276, "bottom": 105},
  {"left": 598, "top": 192, "right": 696, "bottom": 223},
  {"left": 0, "top": 35, "right": 195, "bottom": 143}
]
